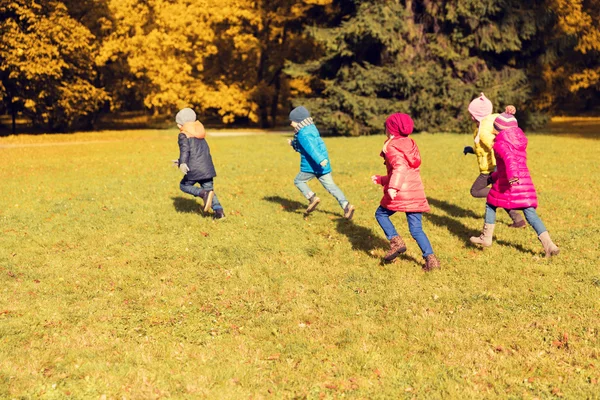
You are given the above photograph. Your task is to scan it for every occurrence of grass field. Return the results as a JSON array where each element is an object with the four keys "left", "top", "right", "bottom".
[{"left": 1, "top": 127, "right": 599, "bottom": 399}]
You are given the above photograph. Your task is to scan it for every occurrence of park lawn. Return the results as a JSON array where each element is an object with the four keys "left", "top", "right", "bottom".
[{"left": 0, "top": 129, "right": 599, "bottom": 399}]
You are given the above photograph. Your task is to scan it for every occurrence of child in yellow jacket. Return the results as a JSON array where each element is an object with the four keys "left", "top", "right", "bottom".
[{"left": 464, "top": 94, "right": 525, "bottom": 228}]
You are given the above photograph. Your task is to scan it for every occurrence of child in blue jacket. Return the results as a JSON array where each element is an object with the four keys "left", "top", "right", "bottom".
[{"left": 288, "top": 106, "right": 355, "bottom": 219}]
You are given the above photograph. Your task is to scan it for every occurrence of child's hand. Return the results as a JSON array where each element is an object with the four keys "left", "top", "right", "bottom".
[
  {"left": 387, "top": 188, "right": 398, "bottom": 199},
  {"left": 171, "top": 160, "right": 179, "bottom": 167},
  {"left": 371, "top": 175, "right": 381, "bottom": 185},
  {"left": 287, "top": 139, "right": 292, "bottom": 146},
  {"left": 320, "top": 159, "right": 329, "bottom": 167},
  {"left": 179, "top": 163, "right": 190, "bottom": 175}
]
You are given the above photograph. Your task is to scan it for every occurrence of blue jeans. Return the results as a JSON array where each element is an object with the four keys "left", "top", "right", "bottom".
[
  {"left": 294, "top": 172, "right": 348, "bottom": 209},
  {"left": 485, "top": 203, "right": 546, "bottom": 235},
  {"left": 180, "top": 177, "right": 223, "bottom": 210},
  {"left": 375, "top": 206, "right": 434, "bottom": 258}
]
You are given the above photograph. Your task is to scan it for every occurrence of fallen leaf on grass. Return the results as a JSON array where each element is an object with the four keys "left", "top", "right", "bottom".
[
  {"left": 267, "top": 353, "right": 280, "bottom": 360},
  {"left": 552, "top": 332, "right": 569, "bottom": 349},
  {"left": 324, "top": 383, "right": 338, "bottom": 390}
]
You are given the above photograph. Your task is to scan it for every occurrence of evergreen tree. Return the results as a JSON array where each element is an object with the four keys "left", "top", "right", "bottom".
[{"left": 288, "top": 0, "right": 550, "bottom": 135}]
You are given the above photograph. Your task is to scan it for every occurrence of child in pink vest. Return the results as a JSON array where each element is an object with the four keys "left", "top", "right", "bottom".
[{"left": 470, "top": 107, "right": 559, "bottom": 257}]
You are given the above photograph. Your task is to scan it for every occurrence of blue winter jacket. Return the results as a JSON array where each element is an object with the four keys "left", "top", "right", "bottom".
[{"left": 291, "top": 123, "right": 332, "bottom": 175}]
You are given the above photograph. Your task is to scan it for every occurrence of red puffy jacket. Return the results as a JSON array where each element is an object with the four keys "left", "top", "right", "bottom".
[
  {"left": 487, "top": 127, "right": 538, "bottom": 209},
  {"left": 378, "top": 136, "right": 430, "bottom": 212}
]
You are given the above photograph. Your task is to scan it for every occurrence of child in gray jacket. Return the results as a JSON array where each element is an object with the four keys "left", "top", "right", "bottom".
[{"left": 175, "top": 108, "right": 225, "bottom": 219}]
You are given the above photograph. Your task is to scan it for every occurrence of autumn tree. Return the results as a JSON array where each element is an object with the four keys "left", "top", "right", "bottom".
[
  {"left": 0, "top": 0, "right": 107, "bottom": 132},
  {"left": 98, "top": 0, "right": 334, "bottom": 127},
  {"left": 536, "top": 0, "right": 600, "bottom": 113}
]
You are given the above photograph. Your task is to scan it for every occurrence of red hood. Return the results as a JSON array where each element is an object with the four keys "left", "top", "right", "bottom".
[{"left": 383, "top": 136, "right": 421, "bottom": 168}]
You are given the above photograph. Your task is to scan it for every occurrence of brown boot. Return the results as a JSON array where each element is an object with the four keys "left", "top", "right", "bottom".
[
  {"left": 383, "top": 236, "right": 407, "bottom": 262},
  {"left": 470, "top": 223, "right": 495, "bottom": 247},
  {"left": 423, "top": 254, "right": 441, "bottom": 271},
  {"left": 507, "top": 209, "right": 526, "bottom": 228},
  {"left": 538, "top": 231, "right": 560, "bottom": 258}
]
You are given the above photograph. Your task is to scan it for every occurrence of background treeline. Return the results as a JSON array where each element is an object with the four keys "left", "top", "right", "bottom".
[{"left": 0, "top": 0, "right": 598, "bottom": 134}]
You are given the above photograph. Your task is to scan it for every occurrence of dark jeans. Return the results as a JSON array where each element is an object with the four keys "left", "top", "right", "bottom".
[
  {"left": 375, "top": 206, "right": 434, "bottom": 258},
  {"left": 471, "top": 173, "right": 524, "bottom": 224},
  {"left": 180, "top": 177, "right": 223, "bottom": 210},
  {"left": 470, "top": 173, "right": 492, "bottom": 198}
]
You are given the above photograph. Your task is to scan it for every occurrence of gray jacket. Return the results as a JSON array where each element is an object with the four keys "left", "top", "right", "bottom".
[{"left": 178, "top": 133, "right": 217, "bottom": 181}]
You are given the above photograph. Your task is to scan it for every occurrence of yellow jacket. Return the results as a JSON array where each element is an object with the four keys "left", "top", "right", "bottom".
[{"left": 473, "top": 113, "right": 499, "bottom": 174}]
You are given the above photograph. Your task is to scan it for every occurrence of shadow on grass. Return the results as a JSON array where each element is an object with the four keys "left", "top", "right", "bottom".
[
  {"left": 334, "top": 218, "right": 422, "bottom": 264},
  {"left": 263, "top": 195, "right": 340, "bottom": 217},
  {"left": 427, "top": 197, "right": 480, "bottom": 219},
  {"left": 334, "top": 218, "right": 388, "bottom": 258},
  {"left": 496, "top": 239, "right": 538, "bottom": 256},
  {"left": 425, "top": 213, "right": 537, "bottom": 255},
  {"left": 425, "top": 213, "right": 477, "bottom": 247},
  {"left": 172, "top": 196, "right": 201, "bottom": 214},
  {"left": 263, "top": 195, "right": 305, "bottom": 213}
]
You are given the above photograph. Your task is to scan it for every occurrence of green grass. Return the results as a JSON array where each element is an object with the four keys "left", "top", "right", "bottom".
[{"left": 1, "top": 129, "right": 599, "bottom": 399}]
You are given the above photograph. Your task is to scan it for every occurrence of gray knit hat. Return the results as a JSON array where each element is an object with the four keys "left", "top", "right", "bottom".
[
  {"left": 289, "top": 106, "right": 310, "bottom": 123},
  {"left": 175, "top": 108, "right": 196, "bottom": 125}
]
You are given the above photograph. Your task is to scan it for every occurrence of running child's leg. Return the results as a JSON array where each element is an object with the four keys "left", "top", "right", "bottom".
[{"left": 405, "top": 212, "right": 434, "bottom": 258}]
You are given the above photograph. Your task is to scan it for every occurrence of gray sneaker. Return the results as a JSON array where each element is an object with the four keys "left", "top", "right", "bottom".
[
  {"left": 344, "top": 204, "right": 355, "bottom": 220},
  {"left": 306, "top": 195, "right": 321, "bottom": 214}
]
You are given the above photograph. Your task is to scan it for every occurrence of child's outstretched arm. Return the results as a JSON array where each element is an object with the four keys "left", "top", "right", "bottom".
[
  {"left": 178, "top": 134, "right": 191, "bottom": 174},
  {"left": 371, "top": 175, "right": 389, "bottom": 186},
  {"left": 387, "top": 154, "right": 409, "bottom": 194}
]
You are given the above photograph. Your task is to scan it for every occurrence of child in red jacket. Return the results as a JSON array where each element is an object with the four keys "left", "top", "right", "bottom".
[{"left": 371, "top": 113, "right": 440, "bottom": 271}]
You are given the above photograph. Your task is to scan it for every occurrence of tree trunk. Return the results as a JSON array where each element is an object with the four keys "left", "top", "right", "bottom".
[
  {"left": 270, "top": 26, "right": 287, "bottom": 128},
  {"left": 270, "top": 72, "right": 281, "bottom": 128},
  {"left": 256, "top": 14, "right": 272, "bottom": 129},
  {"left": 11, "top": 96, "right": 16, "bottom": 135}
]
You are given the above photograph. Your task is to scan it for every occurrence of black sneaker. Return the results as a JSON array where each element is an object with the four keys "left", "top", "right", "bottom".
[
  {"left": 306, "top": 195, "right": 321, "bottom": 214},
  {"left": 199, "top": 190, "right": 214, "bottom": 213},
  {"left": 213, "top": 209, "right": 226, "bottom": 220}
]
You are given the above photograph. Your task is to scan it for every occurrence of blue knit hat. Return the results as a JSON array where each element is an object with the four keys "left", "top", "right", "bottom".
[
  {"left": 176, "top": 108, "right": 196, "bottom": 125},
  {"left": 289, "top": 106, "right": 310, "bottom": 123}
]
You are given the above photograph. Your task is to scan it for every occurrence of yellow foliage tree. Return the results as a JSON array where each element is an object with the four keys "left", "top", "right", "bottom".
[
  {"left": 99, "top": 0, "right": 325, "bottom": 126},
  {"left": 542, "top": 0, "right": 599, "bottom": 110},
  {"left": 0, "top": 0, "right": 107, "bottom": 132}
]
